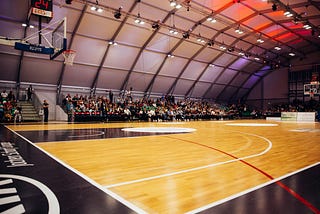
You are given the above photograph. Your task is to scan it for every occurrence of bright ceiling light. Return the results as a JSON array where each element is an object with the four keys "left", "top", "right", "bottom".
[
  {"left": 235, "top": 28, "right": 244, "bottom": 35},
  {"left": 220, "top": 45, "right": 226, "bottom": 50},
  {"left": 207, "top": 17, "right": 217, "bottom": 23},
  {"left": 170, "top": 1, "right": 182, "bottom": 9},
  {"left": 274, "top": 46, "right": 281, "bottom": 50},
  {"left": 169, "top": 29, "right": 178, "bottom": 35},
  {"left": 135, "top": 13, "right": 145, "bottom": 25},
  {"left": 303, "top": 24, "right": 312, "bottom": 29},
  {"left": 289, "top": 52, "right": 295, "bottom": 56},
  {"left": 284, "top": 11, "right": 293, "bottom": 17},
  {"left": 170, "top": 0, "right": 176, "bottom": 7},
  {"left": 257, "top": 38, "right": 264, "bottom": 43}
]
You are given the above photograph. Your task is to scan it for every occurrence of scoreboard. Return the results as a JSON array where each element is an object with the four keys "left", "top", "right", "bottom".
[{"left": 29, "top": 0, "right": 53, "bottom": 19}]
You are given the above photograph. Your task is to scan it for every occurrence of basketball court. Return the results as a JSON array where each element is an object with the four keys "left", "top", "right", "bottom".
[
  {"left": 1, "top": 120, "right": 319, "bottom": 213},
  {"left": 1, "top": 1, "right": 320, "bottom": 213}
]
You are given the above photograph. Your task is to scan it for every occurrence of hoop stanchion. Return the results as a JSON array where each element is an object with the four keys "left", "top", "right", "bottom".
[{"left": 62, "top": 50, "right": 76, "bottom": 65}]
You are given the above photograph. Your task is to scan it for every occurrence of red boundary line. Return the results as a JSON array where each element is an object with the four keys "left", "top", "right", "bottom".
[{"left": 166, "top": 136, "right": 320, "bottom": 214}]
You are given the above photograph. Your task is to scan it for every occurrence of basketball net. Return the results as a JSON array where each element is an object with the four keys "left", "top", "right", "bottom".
[{"left": 62, "top": 50, "right": 76, "bottom": 65}]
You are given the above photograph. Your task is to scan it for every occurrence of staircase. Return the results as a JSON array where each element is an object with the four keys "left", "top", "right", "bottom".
[{"left": 19, "top": 101, "right": 41, "bottom": 122}]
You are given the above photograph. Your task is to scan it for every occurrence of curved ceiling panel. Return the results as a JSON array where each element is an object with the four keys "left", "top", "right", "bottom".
[
  {"left": 200, "top": 66, "right": 224, "bottom": 83},
  {"left": 103, "top": 45, "right": 140, "bottom": 69},
  {"left": 96, "top": 68, "right": 128, "bottom": 90},
  {"left": 134, "top": 51, "right": 166, "bottom": 74},
  {"left": 125, "top": 71, "right": 154, "bottom": 92},
  {"left": 0, "top": 0, "right": 319, "bottom": 103},
  {"left": 72, "top": 35, "right": 107, "bottom": 65},
  {"left": 181, "top": 61, "right": 207, "bottom": 80},
  {"left": 173, "top": 79, "right": 194, "bottom": 95},
  {"left": 159, "top": 57, "right": 188, "bottom": 77},
  {"left": 215, "top": 68, "right": 238, "bottom": 84},
  {"left": 150, "top": 76, "right": 176, "bottom": 94},
  {"left": 78, "top": 13, "right": 119, "bottom": 40},
  {"left": 191, "top": 82, "right": 211, "bottom": 98},
  {"left": 117, "top": 24, "right": 153, "bottom": 47}
]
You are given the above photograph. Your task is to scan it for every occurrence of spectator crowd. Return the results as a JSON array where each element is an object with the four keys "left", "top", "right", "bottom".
[
  {"left": 0, "top": 90, "right": 19, "bottom": 122},
  {"left": 61, "top": 92, "right": 320, "bottom": 123},
  {"left": 1, "top": 88, "right": 319, "bottom": 123}
]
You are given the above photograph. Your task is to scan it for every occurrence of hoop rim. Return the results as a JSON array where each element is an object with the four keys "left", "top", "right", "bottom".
[{"left": 62, "top": 49, "right": 76, "bottom": 54}]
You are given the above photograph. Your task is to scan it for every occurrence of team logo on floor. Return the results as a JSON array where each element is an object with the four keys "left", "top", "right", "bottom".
[
  {"left": 0, "top": 142, "right": 34, "bottom": 168},
  {"left": 0, "top": 174, "right": 60, "bottom": 214}
]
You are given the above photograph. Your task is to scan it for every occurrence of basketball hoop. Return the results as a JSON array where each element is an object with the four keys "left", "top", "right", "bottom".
[
  {"left": 310, "top": 91, "right": 314, "bottom": 98},
  {"left": 62, "top": 49, "right": 76, "bottom": 65}
]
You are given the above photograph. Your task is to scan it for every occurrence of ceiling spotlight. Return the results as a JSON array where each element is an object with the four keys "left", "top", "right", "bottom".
[
  {"left": 220, "top": 44, "right": 227, "bottom": 50},
  {"left": 209, "top": 64, "right": 215, "bottom": 67},
  {"left": 197, "top": 37, "right": 205, "bottom": 43},
  {"left": 114, "top": 7, "right": 122, "bottom": 19},
  {"left": 254, "top": 57, "right": 260, "bottom": 61},
  {"left": 284, "top": 10, "right": 293, "bottom": 17},
  {"left": 182, "top": 32, "right": 190, "bottom": 39},
  {"left": 167, "top": 53, "right": 174, "bottom": 58},
  {"left": 272, "top": 3, "right": 277, "bottom": 11},
  {"left": 235, "top": 27, "right": 244, "bottom": 35},
  {"left": 22, "top": 23, "right": 34, "bottom": 28},
  {"left": 152, "top": 21, "right": 160, "bottom": 29},
  {"left": 170, "top": 0, "right": 177, "bottom": 7},
  {"left": 90, "top": 6, "right": 103, "bottom": 12},
  {"left": 207, "top": 17, "right": 217, "bottom": 23},
  {"left": 135, "top": 13, "right": 145, "bottom": 24},
  {"left": 169, "top": 28, "right": 178, "bottom": 35},
  {"left": 274, "top": 46, "right": 281, "bottom": 51},
  {"left": 170, "top": 0, "right": 182, "bottom": 9},
  {"left": 108, "top": 41, "right": 118, "bottom": 46},
  {"left": 207, "top": 40, "right": 214, "bottom": 46},
  {"left": 227, "top": 47, "right": 235, "bottom": 52},
  {"left": 289, "top": 52, "right": 295, "bottom": 56},
  {"left": 303, "top": 24, "right": 312, "bottom": 29},
  {"left": 257, "top": 38, "right": 264, "bottom": 43},
  {"left": 239, "top": 51, "right": 245, "bottom": 56}
]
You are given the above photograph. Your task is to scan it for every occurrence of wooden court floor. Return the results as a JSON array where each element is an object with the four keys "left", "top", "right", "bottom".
[{"left": 4, "top": 120, "right": 320, "bottom": 213}]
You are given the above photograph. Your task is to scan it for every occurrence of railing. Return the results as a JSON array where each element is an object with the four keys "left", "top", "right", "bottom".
[{"left": 32, "top": 93, "right": 43, "bottom": 117}]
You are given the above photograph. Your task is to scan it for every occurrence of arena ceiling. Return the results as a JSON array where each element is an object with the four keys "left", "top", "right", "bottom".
[{"left": 0, "top": 0, "right": 320, "bottom": 102}]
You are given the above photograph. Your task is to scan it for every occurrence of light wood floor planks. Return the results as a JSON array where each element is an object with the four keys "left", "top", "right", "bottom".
[{"left": 8, "top": 120, "right": 320, "bottom": 213}]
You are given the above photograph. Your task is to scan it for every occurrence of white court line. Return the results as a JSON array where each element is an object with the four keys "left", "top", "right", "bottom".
[
  {"left": 186, "top": 162, "right": 320, "bottom": 214},
  {"left": 68, "top": 131, "right": 105, "bottom": 138},
  {"left": 5, "top": 126, "right": 147, "bottom": 214},
  {"left": 105, "top": 131, "right": 272, "bottom": 188}
]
